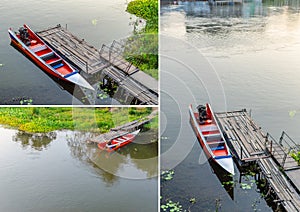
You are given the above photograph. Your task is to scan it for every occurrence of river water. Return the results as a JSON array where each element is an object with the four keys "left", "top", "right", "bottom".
[
  {"left": 0, "top": 127, "right": 158, "bottom": 212},
  {"left": 161, "top": 0, "right": 300, "bottom": 211},
  {"left": 0, "top": 0, "right": 134, "bottom": 105}
]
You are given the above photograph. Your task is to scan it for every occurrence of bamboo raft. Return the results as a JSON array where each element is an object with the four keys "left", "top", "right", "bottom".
[
  {"left": 36, "top": 25, "right": 158, "bottom": 105},
  {"left": 215, "top": 110, "right": 300, "bottom": 212}
]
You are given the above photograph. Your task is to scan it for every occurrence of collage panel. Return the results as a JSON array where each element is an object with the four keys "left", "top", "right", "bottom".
[
  {"left": 1, "top": 0, "right": 158, "bottom": 105},
  {"left": 160, "top": 0, "right": 300, "bottom": 211},
  {"left": 1, "top": 0, "right": 159, "bottom": 211},
  {"left": 0, "top": 107, "right": 158, "bottom": 211},
  {"left": 2, "top": 0, "right": 300, "bottom": 211}
]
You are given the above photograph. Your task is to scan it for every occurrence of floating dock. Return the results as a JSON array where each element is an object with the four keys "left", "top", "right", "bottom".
[
  {"left": 215, "top": 110, "right": 300, "bottom": 212},
  {"left": 36, "top": 25, "right": 158, "bottom": 105},
  {"left": 87, "top": 109, "right": 157, "bottom": 144}
]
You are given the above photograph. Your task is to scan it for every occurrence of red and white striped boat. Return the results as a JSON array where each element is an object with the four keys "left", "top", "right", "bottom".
[
  {"left": 8, "top": 24, "right": 94, "bottom": 90},
  {"left": 97, "top": 129, "right": 140, "bottom": 152},
  {"left": 189, "top": 103, "right": 234, "bottom": 175}
]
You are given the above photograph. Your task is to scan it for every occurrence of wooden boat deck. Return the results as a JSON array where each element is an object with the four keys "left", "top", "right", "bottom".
[{"left": 215, "top": 110, "right": 300, "bottom": 212}]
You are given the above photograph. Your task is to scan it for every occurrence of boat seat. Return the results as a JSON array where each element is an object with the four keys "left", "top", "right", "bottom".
[
  {"left": 200, "top": 124, "right": 218, "bottom": 132},
  {"left": 211, "top": 146, "right": 225, "bottom": 151},
  {"left": 52, "top": 63, "right": 64, "bottom": 69},
  {"left": 106, "top": 144, "right": 117, "bottom": 148},
  {"left": 48, "top": 59, "right": 62, "bottom": 66},
  {"left": 204, "top": 133, "right": 222, "bottom": 141},
  {"left": 207, "top": 140, "right": 225, "bottom": 145},
  {"left": 40, "top": 52, "right": 55, "bottom": 60},
  {"left": 31, "top": 45, "right": 47, "bottom": 53}
]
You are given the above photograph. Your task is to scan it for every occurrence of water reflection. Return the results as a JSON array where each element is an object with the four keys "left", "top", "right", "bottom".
[
  {"left": 66, "top": 129, "right": 158, "bottom": 180},
  {"left": 162, "top": 0, "right": 300, "bottom": 18},
  {"left": 0, "top": 127, "right": 157, "bottom": 211},
  {"left": 209, "top": 159, "right": 234, "bottom": 199},
  {"left": 13, "top": 131, "right": 56, "bottom": 150}
]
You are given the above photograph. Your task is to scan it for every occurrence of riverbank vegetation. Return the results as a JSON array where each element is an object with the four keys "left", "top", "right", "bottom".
[
  {"left": 126, "top": 0, "right": 158, "bottom": 79},
  {"left": 0, "top": 107, "right": 156, "bottom": 133}
]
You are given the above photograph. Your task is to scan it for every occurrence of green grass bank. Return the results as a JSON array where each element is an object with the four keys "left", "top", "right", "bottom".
[
  {"left": 0, "top": 107, "right": 156, "bottom": 133},
  {"left": 126, "top": 0, "right": 158, "bottom": 79}
]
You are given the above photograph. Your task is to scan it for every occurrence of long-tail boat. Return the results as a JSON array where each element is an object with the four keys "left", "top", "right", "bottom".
[
  {"left": 189, "top": 103, "right": 234, "bottom": 175},
  {"left": 97, "top": 129, "right": 140, "bottom": 152},
  {"left": 8, "top": 24, "right": 94, "bottom": 90}
]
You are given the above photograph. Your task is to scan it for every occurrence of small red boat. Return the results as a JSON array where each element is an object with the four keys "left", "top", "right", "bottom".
[
  {"left": 8, "top": 25, "right": 94, "bottom": 90},
  {"left": 189, "top": 103, "right": 234, "bottom": 175},
  {"left": 97, "top": 129, "right": 140, "bottom": 152}
]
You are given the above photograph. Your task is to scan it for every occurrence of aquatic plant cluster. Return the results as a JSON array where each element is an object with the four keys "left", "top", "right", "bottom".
[
  {"left": 161, "top": 200, "right": 183, "bottom": 212},
  {"left": 125, "top": 0, "right": 158, "bottom": 79},
  {"left": 0, "top": 107, "right": 154, "bottom": 133},
  {"left": 161, "top": 170, "right": 175, "bottom": 181},
  {"left": 290, "top": 151, "right": 300, "bottom": 165}
]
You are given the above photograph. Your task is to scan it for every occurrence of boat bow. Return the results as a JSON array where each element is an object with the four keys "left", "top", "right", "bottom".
[
  {"left": 215, "top": 156, "right": 235, "bottom": 175},
  {"left": 64, "top": 72, "right": 94, "bottom": 90}
]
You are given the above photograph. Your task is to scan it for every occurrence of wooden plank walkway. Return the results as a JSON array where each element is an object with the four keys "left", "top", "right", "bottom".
[
  {"left": 36, "top": 25, "right": 158, "bottom": 105},
  {"left": 215, "top": 110, "right": 300, "bottom": 212},
  {"left": 258, "top": 157, "right": 300, "bottom": 211},
  {"left": 99, "top": 42, "right": 138, "bottom": 75},
  {"left": 37, "top": 25, "right": 108, "bottom": 75},
  {"left": 286, "top": 169, "right": 300, "bottom": 194},
  {"left": 87, "top": 109, "right": 158, "bottom": 144},
  {"left": 101, "top": 66, "right": 158, "bottom": 105},
  {"left": 265, "top": 133, "right": 299, "bottom": 170},
  {"left": 215, "top": 110, "right": 269, "bottom": 163}
]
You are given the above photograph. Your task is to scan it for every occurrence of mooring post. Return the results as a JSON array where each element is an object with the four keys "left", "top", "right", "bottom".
[
  {"left": 265, "top": 133, "right": 269, "bottom": 152},
  {"left": 66, "top": 24, "right": 68, "bottom": 30},
  {"left": 240, "top": 147, "right": 243, "bottom": 160},
  {"left": 270, "top": 139, "right": 272, "bottom": 155}
]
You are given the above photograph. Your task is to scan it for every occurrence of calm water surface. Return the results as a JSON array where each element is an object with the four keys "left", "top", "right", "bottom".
[
  {"left": 161, "top": 1, "right": 300, "bottom": 211},
  {"left": 0, "top": 127, "right": 158, "bottom": 211},
  {"left": 0, "top": 0, "right": 134, "bottom": 104}
]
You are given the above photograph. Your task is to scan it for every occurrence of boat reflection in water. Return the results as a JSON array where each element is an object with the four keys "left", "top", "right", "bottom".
[
  {"left": 68, "top": 129, "right": 158, "bottom": 180},
  {"left": 208, "top": 158, "right": 234, "bottom": 200}
]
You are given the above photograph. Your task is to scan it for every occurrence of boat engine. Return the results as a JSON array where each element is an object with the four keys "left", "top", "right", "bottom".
[
  {"left": 18, "top": 27, "right": 31, "bottom": 46},
  {"left": 197, "top": 105, "right": 207, "bottom": 124}
]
